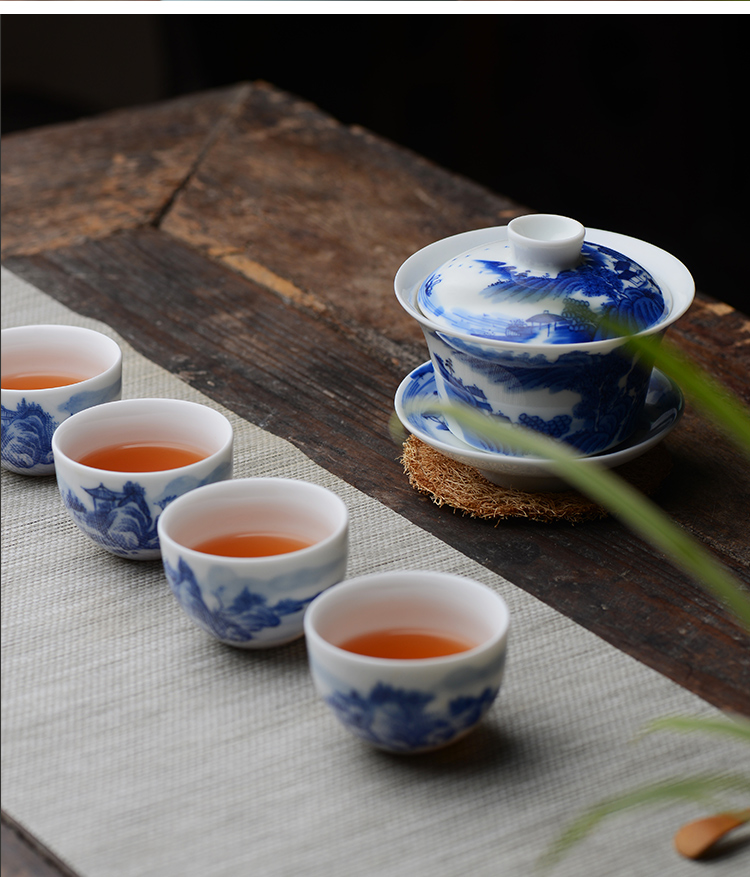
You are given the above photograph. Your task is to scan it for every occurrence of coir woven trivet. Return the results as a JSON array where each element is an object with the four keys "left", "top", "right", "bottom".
[{"left": 401, "top": 435, "right": 673, "bottom": 523}]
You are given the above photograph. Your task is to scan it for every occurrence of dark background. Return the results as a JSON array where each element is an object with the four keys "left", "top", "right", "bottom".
[{"left": 2, "top": 14, "right": 747, "bottom": 315}]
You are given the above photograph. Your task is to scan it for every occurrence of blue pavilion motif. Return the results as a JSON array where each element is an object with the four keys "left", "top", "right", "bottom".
[
  {"left": 60, "top": 480, "right": 160, "bottom": 555},
  {"left": 57, "top": 460, "right": 230, "bottom": 558},
  {"left": 324, "top": 682, "right": 498, "bottom": 752}
]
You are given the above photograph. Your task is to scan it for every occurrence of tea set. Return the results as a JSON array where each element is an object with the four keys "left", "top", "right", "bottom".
[
  {"left": 393, "top": 214, "right": 694, "bottom": 489},
  {"left": 1, "top": 215, "right": 694, "bottom": 753}
]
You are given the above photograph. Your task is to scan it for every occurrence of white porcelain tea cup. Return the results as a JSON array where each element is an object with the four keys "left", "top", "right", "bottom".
[
  {"left": 1, "top": 324, "right": 122, "bottom": 475},
  {"left": 51, "top": 398, "right": 233, "bottom": 560},
  {"left": 304, "top": 570, "right": 510, "bottom": 754},
  {"left": 158, "top": 477, "right": 349, "bottom": 648}
]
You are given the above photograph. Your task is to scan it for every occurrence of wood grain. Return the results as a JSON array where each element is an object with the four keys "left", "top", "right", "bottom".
[
  {"left": 2, "top": 81, "right": 749, "bottom": 877},
  {"left": 0, "top": 85, "right": 249, "bottom": 257},
  {"left": 159, "top": 82, "right": 529, "bottom": 351}
]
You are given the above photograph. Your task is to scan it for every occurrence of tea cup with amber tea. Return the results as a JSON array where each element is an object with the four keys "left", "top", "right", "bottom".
[
  {"left": 157, "top": 477, "right": 349, "bottom": 648},
  {"left": 51, "top": 398, "right": 233, "bottom": 560},
  {"left": 1, "top": 324, "right": 122, "bottom": 476},
  {"left": 304, "top": 570, "right": 510, "bottom": 754}
]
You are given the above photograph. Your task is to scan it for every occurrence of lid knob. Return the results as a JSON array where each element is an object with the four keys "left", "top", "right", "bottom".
[{"left": 507, "top": 214, "right": 584, "bottom": 273}]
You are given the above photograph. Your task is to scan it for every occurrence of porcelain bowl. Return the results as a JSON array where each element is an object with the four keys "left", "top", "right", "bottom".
[
  {"left": 158, "top": 478, "right": 349, "bottom": 648},
  {"left": 395, "top": 222, "right": 694, "bottom": 456},
  {"left": 304, "top": 570, "right": 510, "bottom": 754},
  {"left": 1, "top": 324, "right": 122, "bottom": 476},
  {"left": 51, "top": 398, "right": 234, "bottom": 560}
]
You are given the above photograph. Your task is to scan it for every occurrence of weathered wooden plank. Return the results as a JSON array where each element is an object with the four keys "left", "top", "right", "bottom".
[
  {"left": 0, "top": 84, "right": 250, "bottom": 257},
  {"left": 5, "top": 230, "right": 748, "bottom": 718},
  {"left": 160, "top": 82, "right": 528, "bottom": 350},
  {"left": 0, "top": 80, "right": 525, "bottom": 351}
]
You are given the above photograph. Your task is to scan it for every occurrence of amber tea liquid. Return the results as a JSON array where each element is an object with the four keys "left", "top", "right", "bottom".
[
  {"left": 191, "top": 532, "right": 314, "bottom": 557},
  {"left": 338, "top": 628, "right": 477, "bottom": 659},
  {"left": 77, "top": 441, "right": 207, "bottom": 472},
  {"left": 2, "top": 371, "right": 90, "bottom": 390}
]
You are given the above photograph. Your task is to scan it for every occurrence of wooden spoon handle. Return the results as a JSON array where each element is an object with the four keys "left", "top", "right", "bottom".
[{"left": 674, "top": 808, "right": 750, "bottom": 859}]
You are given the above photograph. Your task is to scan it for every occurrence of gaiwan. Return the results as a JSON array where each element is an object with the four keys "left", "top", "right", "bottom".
[{"left": 395, "top": 215, "right": 694, "bottom": 456}]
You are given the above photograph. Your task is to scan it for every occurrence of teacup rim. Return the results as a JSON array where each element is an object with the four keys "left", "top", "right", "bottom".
[
  {"left": 304, "top": 570, "right": 510, "bottom": 667},
  {"left": 157, "top": 476, "right": 349, "bottom": 564},
  {"left": 1, "top": 323, "right": 123, "bottom": 394},
  {"left": 51, "top": 397, "right": 233, "bottom": 477}
]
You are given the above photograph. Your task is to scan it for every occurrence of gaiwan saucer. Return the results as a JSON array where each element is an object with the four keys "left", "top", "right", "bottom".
[{"left": 394, "top": 361, "right": 684, "bottom": 492}]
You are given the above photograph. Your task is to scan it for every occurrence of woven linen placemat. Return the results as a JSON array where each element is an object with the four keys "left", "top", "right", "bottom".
[{"left": 2, "top": 268, "right": 747, "bottom": 877}]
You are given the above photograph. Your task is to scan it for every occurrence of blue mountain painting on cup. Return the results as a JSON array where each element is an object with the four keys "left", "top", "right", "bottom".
[
  {"left": 1, "top": 399, "right": 58, "bottom": 470},
  {"left": 57, "top": 459, "right": 231, "bottom": 558},
  {"left": 163, "top": 555, "right": 317, "bottom": 643},
  {"left": 60, "top": 480, "right": 160, "bottom": 555},
  {"left": 1, "top": 380, "right": 120, "bottom": 473},
  {"left": 324, "top": 682, "right": 498, "bottom": 752}
]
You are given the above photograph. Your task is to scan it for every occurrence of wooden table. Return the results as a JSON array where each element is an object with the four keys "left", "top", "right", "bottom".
[{"left": 2, "top": 82, "right": 749, "bottom": 876}]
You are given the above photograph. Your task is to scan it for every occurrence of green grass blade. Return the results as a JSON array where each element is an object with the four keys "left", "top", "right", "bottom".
[
  {"left": 402, "top": 399, "right": 750, "bottom": 629},
  {"left": 630, "top": 334, "right": 750, "bottom": 458},
  {"left": 592, "top": 312, "right": 750, "bottom": 459},
  {"left": 539, "top": 774, "right": 750, "bottom": 872},
  {"left": 640, "top": 715, "right": 750, "bottom": 744}
]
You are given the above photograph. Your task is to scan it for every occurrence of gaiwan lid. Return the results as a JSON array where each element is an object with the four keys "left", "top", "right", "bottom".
[{"left": 417, "top": 215, "right": 667, "bottom": 344}]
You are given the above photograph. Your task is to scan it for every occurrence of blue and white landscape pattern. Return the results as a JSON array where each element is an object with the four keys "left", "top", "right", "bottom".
[
  {"left": 57, "top": 460, "right": 231, "bottom": 557},
  {"left": 420, "top": 242, "right": 666, "bottom": 344},
  {"left": 324, "top": 681, "right": 499, "bottom": 752},
  {"left": 163, "top": 554, "right": 342, "bottom": 643},
  {"left": 1, "top": 381, "right": 120, "bottom": 472},
  {"left": 430, "top": 344, "right": 650, "bottom": 455}
]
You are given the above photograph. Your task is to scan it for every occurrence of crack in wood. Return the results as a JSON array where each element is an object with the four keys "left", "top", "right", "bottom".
[{"left": 150, "top": 83, "right": 254, "bottom": 229}]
